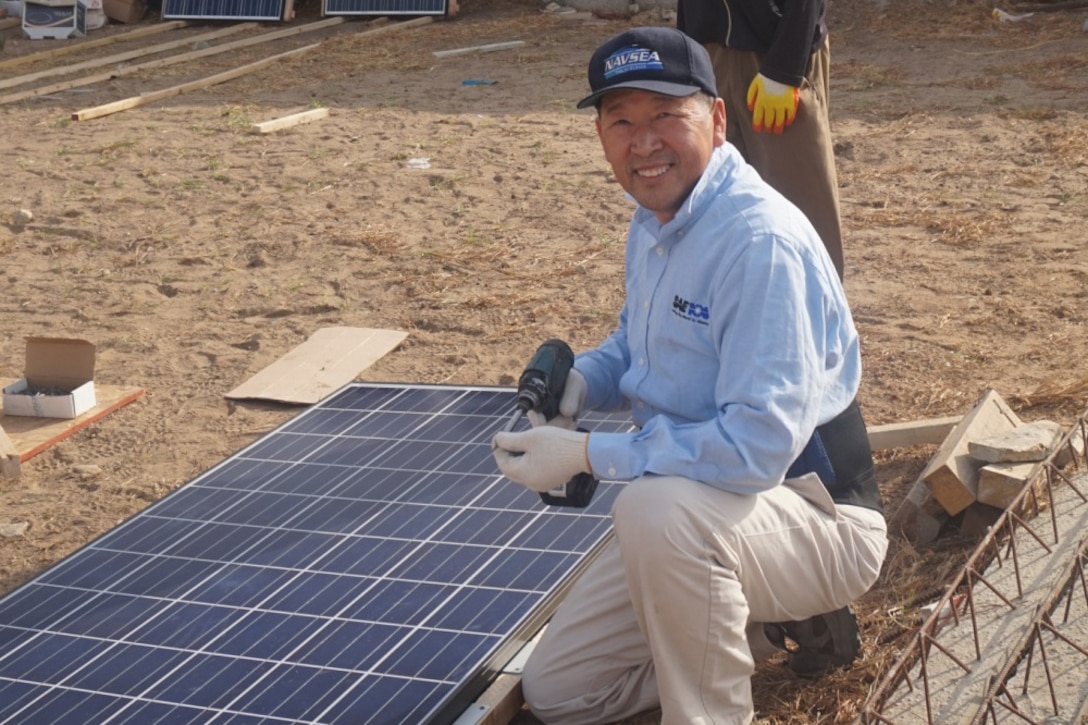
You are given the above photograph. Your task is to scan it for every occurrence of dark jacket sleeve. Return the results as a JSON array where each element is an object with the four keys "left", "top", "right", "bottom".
[
  {"left": 677, "top": 0, "right": 827, "bottom": 87},
  {"left": 761, "top": 0, "right": 825, "bottom": 86}
]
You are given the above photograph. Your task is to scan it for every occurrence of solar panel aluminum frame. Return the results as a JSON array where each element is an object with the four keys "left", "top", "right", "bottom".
[
  {"left": 322, "top": 0, "right": 447, "bottom": 18},
  {"left": 0, "top": 382, "right": 633, "bottom": 725}
]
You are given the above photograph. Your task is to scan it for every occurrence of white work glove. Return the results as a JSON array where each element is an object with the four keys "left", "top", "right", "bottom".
[
  {"left": 526, "top": 368, "right": 588, "bottom": 430},
  {"left": 492, "top": 426, "right": 590, "bottom": 493}
]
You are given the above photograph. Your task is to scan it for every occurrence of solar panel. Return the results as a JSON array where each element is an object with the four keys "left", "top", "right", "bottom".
[
  {"left": 162, "top": 0, "right": 284, "bottom": 21},
  {"left": 0, "top": 383, "right": 633, "bottom": 724},
  {"left": 322, "top": 0, "right": 446, "bottom": 17}
]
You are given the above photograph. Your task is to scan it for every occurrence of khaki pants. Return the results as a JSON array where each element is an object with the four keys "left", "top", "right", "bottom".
[
  {"left": 521, "top": 474, "right": 888, "bottom": 725},
  {"left": 705, "top": 40, "right": 844, "bottom": 279}
]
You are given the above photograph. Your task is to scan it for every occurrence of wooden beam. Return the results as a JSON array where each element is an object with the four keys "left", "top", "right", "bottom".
[
  {"left": 251, "top": 106, "right": 329, "bottom": 134},
  {"left": 866, "top": 415, "right": 961, "bottom": 451},
  {"left": 0, "top": 20, "right": 189, "bottom": 72},
  {"left": 73, "top": 43, "right": 320, "bottom": 121},
  {"left": 0, "top": 424, "right": 20, "bottom": 479},
  {"left": 0, "top": 17, "right": 20, "bottom": 30},
  {"left": 1009, "top": 0, "right": 1088, "bottom": 10},
  {"left": 476, "top": 673, "right": 524, "bottom": 725},
  {"left": 0, "top": 23, "right": 256, "bottom": 92},
  {"left": 433, "top": 40, "right": 525, "bottom": 58}
]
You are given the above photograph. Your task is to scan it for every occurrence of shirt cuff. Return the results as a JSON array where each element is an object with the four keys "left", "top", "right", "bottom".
[{"left": 587, "top": 431, "right": 637, "bottom": 481}]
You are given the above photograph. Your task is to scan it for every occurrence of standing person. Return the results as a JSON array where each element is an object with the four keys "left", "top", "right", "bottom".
[
  {"left": 491, "top": 27, "right": 887, "bottom": 724},
  {"left": 677, "top": 0, "right": 845, "bottom": 278}
]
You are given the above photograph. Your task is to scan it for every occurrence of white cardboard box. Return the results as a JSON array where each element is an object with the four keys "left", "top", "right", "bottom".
[
  {"left": 22, "top": 0, "right": 87, "bottom": 40},
  {"left": 3, "top": 338, "right": 97, "bottom": 419}
]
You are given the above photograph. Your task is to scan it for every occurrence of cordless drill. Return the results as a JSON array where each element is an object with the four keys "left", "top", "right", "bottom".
[{"left": 503, "top": 339, "right": 599, "bottom": 508}]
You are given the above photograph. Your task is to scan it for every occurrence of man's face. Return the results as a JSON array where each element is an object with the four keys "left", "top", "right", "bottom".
[{"left": 595, "top": 90, "right": 726, "bottom": 225}]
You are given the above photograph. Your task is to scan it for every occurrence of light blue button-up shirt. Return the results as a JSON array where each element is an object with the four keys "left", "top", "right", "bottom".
[{"left": 580, "top": 144, "right": 860, "bottom": 495}]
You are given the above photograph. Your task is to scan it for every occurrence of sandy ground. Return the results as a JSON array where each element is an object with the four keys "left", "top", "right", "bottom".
[{"left": 1, "top": 0, "right": 1087, "bottom": 721}]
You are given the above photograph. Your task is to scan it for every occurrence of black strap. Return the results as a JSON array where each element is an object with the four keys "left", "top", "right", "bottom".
[{"left": 786, "top": 399, "right": 883, "bottom": 513}]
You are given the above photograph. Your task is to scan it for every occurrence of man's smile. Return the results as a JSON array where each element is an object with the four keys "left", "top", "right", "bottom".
[{"left": 634, "top": 164, "right": 672, "bottom": 178}]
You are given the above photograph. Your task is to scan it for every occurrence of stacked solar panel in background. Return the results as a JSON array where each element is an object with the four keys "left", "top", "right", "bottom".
[
  {"left": 162, "top": 0, "right": 286, "bottom": 20},
  {"left": 322, "top": 0, "right": 446, "bottom": 16},
  {"left": 159, "top": 0, "right": 449, "bottom": 19},
  {"left": 0, "top": 384, "right": 632, "bottom": 724}
]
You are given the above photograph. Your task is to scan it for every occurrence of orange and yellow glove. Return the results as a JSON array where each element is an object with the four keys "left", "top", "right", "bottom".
[{"left": 746, "top": 73, "right": 800, "bottom": 134}]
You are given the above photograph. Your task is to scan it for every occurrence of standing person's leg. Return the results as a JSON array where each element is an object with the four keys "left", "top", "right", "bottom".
[
  {"left": 706, "top": 42, "right": 845, "bottom": 279},
  {"left": 609, "top": 475, "right": 887, "bottom": 724},
  {"left": 521, "top": 540, "right": 660, "bottom": 725}
]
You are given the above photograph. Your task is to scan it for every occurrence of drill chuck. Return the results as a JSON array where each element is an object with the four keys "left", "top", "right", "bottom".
[{"left": 516, "top": 338, "right": 575, "bottom": 420}]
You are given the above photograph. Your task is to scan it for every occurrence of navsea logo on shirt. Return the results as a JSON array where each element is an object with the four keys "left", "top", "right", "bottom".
[
  {"left": 604, "top": 46, "right": 665, "bottom": 80},
  {"left": 673, "top": 295, "right": 709, "bottom": 325}
]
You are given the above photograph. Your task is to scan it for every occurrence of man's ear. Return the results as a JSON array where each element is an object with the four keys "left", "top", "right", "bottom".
[{"left": 712, "top": 97, "right": 727, "bottom": 147}]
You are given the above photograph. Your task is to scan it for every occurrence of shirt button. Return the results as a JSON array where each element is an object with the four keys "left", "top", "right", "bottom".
[
  {"left": 638, "top": 358, "right": 645, "bottom": 366},
  {"left": 656, "top": 247, "right": 664, "bottom": 256},
  {"left": 608, "top": 466, "right": 617, "bottom": 477},
  {"left": 642, "top": 300, "right": 649, "bottom": 309}
]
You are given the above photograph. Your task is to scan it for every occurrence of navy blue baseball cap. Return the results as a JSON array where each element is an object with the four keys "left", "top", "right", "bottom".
[{"left": 577, "top": 27, "right": 718, "bottom": 110}]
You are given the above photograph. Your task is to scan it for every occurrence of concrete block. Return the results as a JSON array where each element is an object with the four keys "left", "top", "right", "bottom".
[
  {"left": 968, "top": 420, "right": 1063, "bottom": 463},
  {"left": 977, "top": 460, "right": 1038, "bottom": 509}
]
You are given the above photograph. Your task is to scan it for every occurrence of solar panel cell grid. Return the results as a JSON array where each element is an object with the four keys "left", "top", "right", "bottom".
[
  {"left": 322, "top": 0, "right": 447, "bottom": 15},
  {"left": 162, "top": 0, "right": 284, "bottom": 20},
  {"left": 0, "top": 383, "right": 632, "bottom": 724}
]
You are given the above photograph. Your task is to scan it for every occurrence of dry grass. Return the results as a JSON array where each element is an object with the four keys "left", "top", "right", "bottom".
[{"left": 1009, "top": 376, "right": 1088, "bottom": 410}]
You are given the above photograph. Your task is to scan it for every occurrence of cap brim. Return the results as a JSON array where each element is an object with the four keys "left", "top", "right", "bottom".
[{"left": 576, "top": 80, "right": 703, "bottom": 109}]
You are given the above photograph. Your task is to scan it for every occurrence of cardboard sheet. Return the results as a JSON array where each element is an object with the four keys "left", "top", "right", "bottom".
[
  {"left": 225, "top": 327, "right": 408, "bottom": 405},
  {"left": 1, "top": 383, "right": 145, "bottom": 462}
]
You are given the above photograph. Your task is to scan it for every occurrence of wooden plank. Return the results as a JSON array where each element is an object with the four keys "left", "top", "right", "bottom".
[
  {"left": 476, "top": 673, "right": 525, "bottom": 725},
  {"left": 0, "top": 20, "right": 190, "bottom": 72},
  {"left": 432, "top": 40, "right": 525, "bottom": 58},
  {"left": 0, "top": 17, "right": 20, "bottom": 30},
  {"left": 867, "top": 415, "right": 961, "bottom": 451},
  {"left": 251, "top": 106, "right": 328, "bottom": 134},
  {"left": 73, "top": 43, "right": 320, "bottom": 121},
  {"left": 0, "top": 424, "right": 20, "bottom": 478},
  {"left": 0, "top": 23, "right": 256, "bottom": 92},
  {"left": 2, "top": 15, "right": 432, "bottom": 106},
  {"left": 920, "top": 389, "right": 1023, "bottom": 516},
  {"left": 1, "top": 384, "right": 144, "bottom": 462},
  {"left": 470, "top": 625, "right": 546, "bottom": 724},
  {"left": 225, "top": 327, "right": 407, "bottom": 405},
  {"left": 0, "top": 16, "right": 346, "bottom": 106}
]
